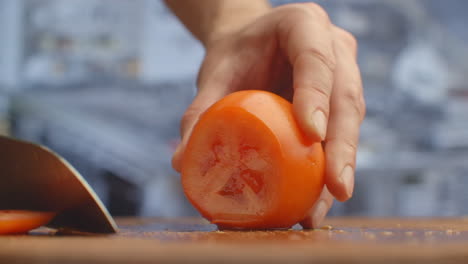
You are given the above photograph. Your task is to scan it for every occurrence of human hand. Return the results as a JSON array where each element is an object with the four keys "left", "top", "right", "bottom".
[{"left": 172, "top": 3, "right": 365, "bottom": 228}]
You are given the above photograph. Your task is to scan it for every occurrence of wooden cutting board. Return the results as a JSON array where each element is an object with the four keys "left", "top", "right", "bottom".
[{"left": 1, "top": 217, "right": 468, "bottom": 263}]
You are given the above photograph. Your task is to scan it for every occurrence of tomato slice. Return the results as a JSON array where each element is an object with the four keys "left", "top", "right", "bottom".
[
  {"left": 0, "top": 210, "right": 56, "bottom": 235},
  {"left": 182, "top": 90, "right": 325, "bottom": 229}
]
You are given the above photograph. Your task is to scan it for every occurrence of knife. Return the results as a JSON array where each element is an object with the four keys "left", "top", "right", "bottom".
[{"left": 0, "top": 136, "right": 117, "bottom": 233}]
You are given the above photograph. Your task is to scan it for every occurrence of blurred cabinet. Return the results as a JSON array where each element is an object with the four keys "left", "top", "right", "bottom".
[
  {"left": 2, "top": 0, "right": 468, "bottom": 217},
  {"left": 0, "top": 0, "right": 23, "bottom": 89}
]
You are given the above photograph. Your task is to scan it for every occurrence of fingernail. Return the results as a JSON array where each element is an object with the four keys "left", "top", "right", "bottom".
[
  {"left": 312, "top": 200, "right": 328, "bottom": 228},
  {"left": 311, "top": 110, "right": 327, "bottom": 140},
  {"left": 340, "top": 165, "right": 354, "bottom": 198}
]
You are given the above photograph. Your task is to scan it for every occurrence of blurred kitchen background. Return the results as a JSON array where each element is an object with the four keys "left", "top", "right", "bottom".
[{"left": 1, "top": 0, "right": 467, "bottom": 218}]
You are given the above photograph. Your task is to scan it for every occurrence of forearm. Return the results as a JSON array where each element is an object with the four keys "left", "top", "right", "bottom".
[{"left": 164, "top": 0, "right": 271, "bottom": 46}]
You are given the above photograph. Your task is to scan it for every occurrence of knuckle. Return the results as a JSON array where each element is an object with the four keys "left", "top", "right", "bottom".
[
  {"left": 350, "top": 95, "right": 365, "bottom": 120},
  {"left": 296, "top": 48, "right": 336, "bottom": 74},
  {"left": 280, "top": 6, "right": 312, "bottom": 25},
  {"left": 337, "top": 28, "right": 357, "bottom": 48},
  {"left": 280, "top": 3, "right": 330, "bottom": 23},
  {"left": 304, "top": 3, "right": 329, "bottom": 21},
  {"left": 342, "top": 84, "right": 365, "bottom": 118},
  {"left": 293, "top": 53, "right": 334, "bottom": 100},
  {"left": 330, "top": 137, "right": 358, "bottom": 157},
  {"left": 298, "top": 82, "right": 331, "bottom": 102}
]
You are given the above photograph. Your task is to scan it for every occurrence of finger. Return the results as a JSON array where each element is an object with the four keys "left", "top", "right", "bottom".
[
  {"left": 172, "top": 86, "right": 226, "bottom": 172},
  {"left": 324, "top": 28, "right": 365, "bottom": 201},
  {"left": 300, "top": 186, "right": 334, "bottom": 229},
  {"left": 277, "top": 4, "right": 336, "bottom": 141},
  {"left": 172, "top": 51, "right": 236, "bottom": 172}
]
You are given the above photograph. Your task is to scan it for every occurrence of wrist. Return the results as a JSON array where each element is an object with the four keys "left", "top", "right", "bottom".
[{"left": 202, "top": 3, "right": 271, "bottom": 47}]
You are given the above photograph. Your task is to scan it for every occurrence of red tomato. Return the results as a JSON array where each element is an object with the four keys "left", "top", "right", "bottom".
[
  {"left": 181, "top": 90, "right": 325, "bottom": 229},
  {"left": 0, "top": 210, "right": 56, "bottom": 235}
]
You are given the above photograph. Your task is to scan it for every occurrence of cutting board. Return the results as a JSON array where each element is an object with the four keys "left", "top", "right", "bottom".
[{"left": 1, "top": 217, "right": 468, "bottom": 263}]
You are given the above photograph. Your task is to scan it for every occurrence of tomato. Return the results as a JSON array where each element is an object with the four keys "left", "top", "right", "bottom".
[
  {"left": 181, "top": 90, "right": 325, "bottom": 229},
  {"left": 0, "top": 210, "right": 56, "bottom": 235}
]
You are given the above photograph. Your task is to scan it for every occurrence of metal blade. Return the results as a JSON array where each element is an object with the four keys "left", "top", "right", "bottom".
[{"left": 0, "top": 136, "right": 117, "bottom": 233}]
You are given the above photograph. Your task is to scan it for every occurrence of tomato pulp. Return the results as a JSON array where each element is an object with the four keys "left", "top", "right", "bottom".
[
  {"left": 0, "top": 210, "right": 56, "bottom": 235},
  {"left": 181, "top": 90, "right": 325, "bottom": 229}
]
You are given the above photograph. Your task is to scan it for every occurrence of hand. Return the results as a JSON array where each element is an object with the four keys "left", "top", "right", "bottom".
[{"left": 172, "top": 3, "right": 366, "bottom": 228}]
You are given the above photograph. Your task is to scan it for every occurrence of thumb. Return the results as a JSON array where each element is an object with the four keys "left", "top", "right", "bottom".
[{"left": 172, "top": 88, "right": 225, "bottom": 172}]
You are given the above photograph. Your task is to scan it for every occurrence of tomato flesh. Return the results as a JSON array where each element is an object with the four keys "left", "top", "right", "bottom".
[
  {"left": 0, "top": 210, "right": 56, "bottom": 235},
  {"left": 183, "top": 107, "right": 280, "bottom": 224}
]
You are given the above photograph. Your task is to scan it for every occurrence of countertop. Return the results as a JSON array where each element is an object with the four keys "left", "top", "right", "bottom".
[{"left": 1, "top": 217, "right": 468, "bottom": 263}]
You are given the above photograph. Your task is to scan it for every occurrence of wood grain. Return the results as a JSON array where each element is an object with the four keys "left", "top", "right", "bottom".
[{"left": 1, "top": 217, "right": 468, "bottom": 263}]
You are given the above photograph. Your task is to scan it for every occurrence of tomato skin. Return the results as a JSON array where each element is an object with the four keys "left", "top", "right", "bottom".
[
  {"left": 0, "top": 210, "right": 56, "bottom": 235},
  {"left": 182, "top": 90, "right": 325, "bottom": 229}
]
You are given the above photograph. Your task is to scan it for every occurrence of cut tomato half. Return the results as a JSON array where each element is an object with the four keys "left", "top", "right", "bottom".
[
  {"left": 181, "top": 90, "right": 325, "bottom": 229},
  {"left": 0, "top": 210, "right": 56, "bottom": 235}
]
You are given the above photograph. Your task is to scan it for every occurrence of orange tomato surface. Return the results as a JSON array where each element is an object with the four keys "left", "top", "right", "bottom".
[
  {"left": 0, "top": 210, "right": 56, "bottom": 235},
  {"left": 181, "top": 90, "right": 325, "bottom": 229}
]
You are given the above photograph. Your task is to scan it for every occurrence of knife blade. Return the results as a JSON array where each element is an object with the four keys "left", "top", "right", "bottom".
[{"left": 0, "top": 136, "right": 117, "bottom": 233}]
